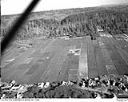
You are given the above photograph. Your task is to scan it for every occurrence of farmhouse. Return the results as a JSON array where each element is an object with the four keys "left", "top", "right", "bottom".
[{"left": 97, "top": 26, "right": 104, "bottom": 32}]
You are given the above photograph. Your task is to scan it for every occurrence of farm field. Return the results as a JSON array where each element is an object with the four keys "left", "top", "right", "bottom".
[{"left": 1, "top": 32, "right": 128, "bottom": 84}]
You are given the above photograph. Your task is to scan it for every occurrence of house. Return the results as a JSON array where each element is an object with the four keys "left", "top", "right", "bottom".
[{"left": 97, "top": 26, "right": 104, "bottom": 32}]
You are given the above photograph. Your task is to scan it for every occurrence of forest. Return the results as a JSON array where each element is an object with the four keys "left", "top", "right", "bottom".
[{"left": 1, "top": 5, "right": 128, "bottom": 40}]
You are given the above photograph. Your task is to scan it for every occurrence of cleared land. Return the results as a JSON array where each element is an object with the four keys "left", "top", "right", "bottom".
[{"left": 1, "top": 32, "right": 128, "bottom": 84}]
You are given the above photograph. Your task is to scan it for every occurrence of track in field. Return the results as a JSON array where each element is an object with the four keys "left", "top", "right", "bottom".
[{"left": 1, "top": 32, "right": 128, "bottom": 84}]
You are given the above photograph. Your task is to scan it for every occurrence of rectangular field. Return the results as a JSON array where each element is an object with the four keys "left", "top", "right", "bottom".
[{"left": 1, "top": 33, "right": 128, "bottom": 84}]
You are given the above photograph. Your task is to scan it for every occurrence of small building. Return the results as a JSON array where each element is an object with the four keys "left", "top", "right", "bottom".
[
  {"left": 97, "top": 26, "right": 104, "bottom": 32},
  {"left": 60, "top": 36, "right": 70, "bottom": 40}
]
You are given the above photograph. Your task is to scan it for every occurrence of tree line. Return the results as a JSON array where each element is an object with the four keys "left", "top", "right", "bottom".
[{"left": 1, "top": 8, "right": 128, "bottom": 40}]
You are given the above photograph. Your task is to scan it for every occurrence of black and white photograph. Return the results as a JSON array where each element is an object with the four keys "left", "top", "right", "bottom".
[{"left": 1, "top": 0, "right": 128, "bottom": 101}]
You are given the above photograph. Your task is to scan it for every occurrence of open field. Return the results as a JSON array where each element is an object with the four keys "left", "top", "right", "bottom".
[{"left": 1, "top": 32, "right": 128, "bottom": 84}]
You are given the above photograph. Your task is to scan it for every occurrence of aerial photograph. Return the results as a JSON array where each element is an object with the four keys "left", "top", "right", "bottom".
[{"left": 1, "top": 0, "right": 128, "bottom": 100}]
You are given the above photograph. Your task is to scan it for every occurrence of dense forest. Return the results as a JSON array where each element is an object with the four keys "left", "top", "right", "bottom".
[
  {"left": 1, "top": 5, "right": 128, "bottom": 40},
  {"left": 60, "top": 9, "right": 128, "bottom": 37}
]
